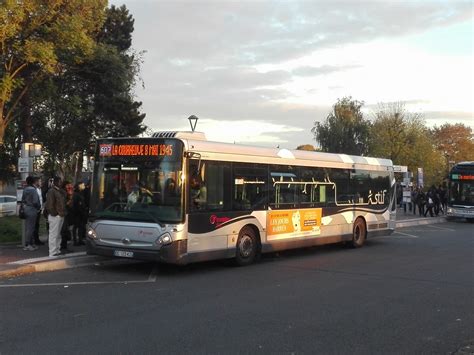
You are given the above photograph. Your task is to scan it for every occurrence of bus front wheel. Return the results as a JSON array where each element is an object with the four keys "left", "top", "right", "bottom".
[
  {"left": 235, "top": 227, "right": 259, "bottom": 266},
  {"left": 350, "top": 218, "right": 366, "bottom": 248}
]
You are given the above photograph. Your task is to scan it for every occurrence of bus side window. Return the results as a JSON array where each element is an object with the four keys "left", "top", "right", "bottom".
[
  {"left": 232, "top": 163, "right": 268, "bottom": 210},
  {"left": 189, "top": 160, "right": 231, "bottom": 212},
  {"left": 269, "top": 165, "right": 299, "bottom": 209}
]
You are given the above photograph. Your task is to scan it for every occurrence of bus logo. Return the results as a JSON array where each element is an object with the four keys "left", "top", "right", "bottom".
[
  {"left": 99, "top": 144, "right": 112, "bottom": 157},
  {"left": 210, "top": 215, "right": 231, "bottom": 228}
]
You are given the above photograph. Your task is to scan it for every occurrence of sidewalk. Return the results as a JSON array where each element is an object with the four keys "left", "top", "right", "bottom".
[
  {"left": 0, "top": 211, "right": 447, "bottom": 279},
  {"left": 0, "top": 234, "right": 111, "bottom": 278}
]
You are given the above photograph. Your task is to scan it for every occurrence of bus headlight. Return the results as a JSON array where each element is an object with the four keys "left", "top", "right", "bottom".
[
  {"left": 156, "top": 233, "right": 172, "bottom": 246},
  {"left": 87, "top": 227, "right": 98, "bottom": 240}
]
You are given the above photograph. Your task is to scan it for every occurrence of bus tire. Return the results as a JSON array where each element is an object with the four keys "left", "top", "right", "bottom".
[
  {"left": 350, "top": 217, "right": 366, "bottom": 248},
  {"left": 235, "top": 226, "right": 259, "bottom": 266}
]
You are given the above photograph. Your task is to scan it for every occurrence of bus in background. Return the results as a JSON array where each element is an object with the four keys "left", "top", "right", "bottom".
[
  {"left": 86, "top": 131, "right": 396, "bottom": 266},
  {"left": 447, "top": 161, "right": 474, "bottom": 222}
]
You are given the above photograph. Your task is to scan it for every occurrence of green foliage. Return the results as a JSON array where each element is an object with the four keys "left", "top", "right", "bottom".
[
  {"left": 25, "top": 4, "right": 146, "bottom": 178},
  {"left": 0, "top": 120, "right": 19, "bottom": 182},
  {"left": 369, "top": 102, "right": 447, "bottom": 187},
  {"left": 0, "top": 216, "right": 22, "bottom": 243},
  {"left": 99, "top": 5, "right": 135, "bottom": 52},
  {"left": 0, "top": 0, "right": 108, "bottom": 144},
  {"left": 312, "top": 97, "right": 371, "bottom": 155},
  {"left": 431, "top": 123, "right": 474, "bottom": 164}
]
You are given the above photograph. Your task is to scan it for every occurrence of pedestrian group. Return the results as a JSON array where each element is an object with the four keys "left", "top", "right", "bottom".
[{"left": 21, "top": 175, "right": 89, "bottom": 258}]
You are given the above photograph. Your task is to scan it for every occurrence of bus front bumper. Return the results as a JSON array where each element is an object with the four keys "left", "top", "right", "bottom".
[
  {"left": 86, "top": 239, "right": 188, "bottom": 265},
  {"left": 447, "top": 207, "right": 474, "bottom": 219}
]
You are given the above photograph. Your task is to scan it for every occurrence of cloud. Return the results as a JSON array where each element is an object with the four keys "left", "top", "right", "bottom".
[
  {"left": 292, "top": 65, "right": 360, "bottom": 77},
  {"left": 121, "top": 0, "right": 471, "bottom": 66},
  {"left": 110, "top": 0, "right": 473, "bottom": 146}
]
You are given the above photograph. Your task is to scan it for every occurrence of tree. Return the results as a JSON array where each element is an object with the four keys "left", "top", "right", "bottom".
[
  {"left": 369, "top": 102, "right": 425, "bottom": 163},
  {"left": 27, "top": 4, "right": 146, "bottom": 179},
  {"left": 0, "top": 0, "right": 107, "bottom": 145},
  {"left": 296, "top": 144, "right": 316, "bottom": 151},
  {"left": 431, "top": 123, "right": 474, "bottom": 169},
  {"left": 312, "top": 97, "right": 371, "bottom": 155},
  {"left": 369, "top": 102, "right": 445, "bottom": 187}
]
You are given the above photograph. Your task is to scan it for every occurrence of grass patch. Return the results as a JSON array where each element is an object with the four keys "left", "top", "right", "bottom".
[
  {"left": 0, "top": 215, "right": 48, "bottom": 244},
  {"left": 0, "top": 216, "right": 22, "bottom": 243}
]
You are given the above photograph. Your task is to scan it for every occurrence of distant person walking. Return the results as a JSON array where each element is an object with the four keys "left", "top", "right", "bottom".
[
  {"left": 22, "top": 176, "right": 42, "bottom": 251},
  {"left": 416, "top": 188, "right": 425, "bottom": 217},
  {"left": 45, "top": 176, "right": 66, "bottom": 257},
  {"left": 424, "top": 188, "right": 435, "bottom": 217}
]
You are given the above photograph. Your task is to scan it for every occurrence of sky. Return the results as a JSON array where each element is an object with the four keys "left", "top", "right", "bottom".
[{"left": 110, "top": 0, "right": 473, "bottom": 148}]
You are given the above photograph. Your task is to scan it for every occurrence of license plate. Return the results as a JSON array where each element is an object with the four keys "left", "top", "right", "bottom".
[{"left": 114, "top": 250, "right": 134, "bottom": 258}]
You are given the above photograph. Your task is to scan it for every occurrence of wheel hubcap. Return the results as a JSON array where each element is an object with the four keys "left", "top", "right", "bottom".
[{"left": 239, "top": 235, "right": 253, "bottom": 258}]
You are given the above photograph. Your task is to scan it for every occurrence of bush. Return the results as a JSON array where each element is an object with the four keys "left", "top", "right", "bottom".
[{"left": 0, "top": 216, "right": 22, "bottom": 243}]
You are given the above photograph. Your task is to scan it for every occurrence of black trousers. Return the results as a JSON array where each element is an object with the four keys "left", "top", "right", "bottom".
[{"left": 60, "top": 220, "right": 71, "bottom": 249}]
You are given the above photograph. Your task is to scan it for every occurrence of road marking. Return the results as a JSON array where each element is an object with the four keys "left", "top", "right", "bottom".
[
  {"left": 426, "top": 225, "right": 456, "bottom": 232},
  {"left": 393, "top": 231, "right": 419, "bottom": 238},
  {"left": 148, "top": 264, "right": 159, "bottom": 282},
  {"left": 0, "top": 279, "right": 158, "bottom": 288}
]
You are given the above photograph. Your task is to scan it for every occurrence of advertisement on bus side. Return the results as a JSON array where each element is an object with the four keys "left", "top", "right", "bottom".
[{"left": 267, "top": 208, "right": 322, "bottom": 240}]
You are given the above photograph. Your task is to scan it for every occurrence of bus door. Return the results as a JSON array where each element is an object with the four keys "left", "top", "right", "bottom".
[{"left": 187, "top": 160, "right": 233, "bottom": 253}]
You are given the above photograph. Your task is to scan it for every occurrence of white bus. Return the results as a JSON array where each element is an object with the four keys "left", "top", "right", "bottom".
[
  {"left": 86, "top": 131, "right": 396, "bottom": 265},
  {"left": 447, "top": 161, "right": 474, "bottom": 221}
]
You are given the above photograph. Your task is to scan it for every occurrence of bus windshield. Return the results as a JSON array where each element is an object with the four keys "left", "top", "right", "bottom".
[
  {"left": 449, "top": 163, "right": 474, "bottom": 207},
  {"left": 90, "top": 139, "right": 184, "bottom": 224},
  {"left": 449, "top": 180, "right": 474, "bottom": 206}
]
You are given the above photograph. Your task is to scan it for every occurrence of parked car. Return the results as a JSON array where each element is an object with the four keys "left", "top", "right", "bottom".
[{"left": 0, "top": 195, "right": 18, "bottom": 217}]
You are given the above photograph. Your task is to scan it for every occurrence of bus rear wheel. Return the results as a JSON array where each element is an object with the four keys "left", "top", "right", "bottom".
[
  {"left": 350, "top": 218, "right": 366, "bottom": 248},
  {"left": 235, "top": 227, "right": 259, "bottom": 266}
]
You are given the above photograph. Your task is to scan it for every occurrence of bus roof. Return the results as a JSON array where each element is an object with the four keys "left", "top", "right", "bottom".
[{"left": 180, "top": 132, "right": 393, "bottom": 170}]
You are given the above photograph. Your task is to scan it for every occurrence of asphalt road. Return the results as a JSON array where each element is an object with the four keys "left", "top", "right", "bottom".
[{"left": 1, "top": 222, "right": 473, "bottom": 354}]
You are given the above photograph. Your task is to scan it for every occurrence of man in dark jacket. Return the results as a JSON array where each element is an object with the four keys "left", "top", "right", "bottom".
[{"left": 45, "top": 176, "right": 65, "bottom": 257}]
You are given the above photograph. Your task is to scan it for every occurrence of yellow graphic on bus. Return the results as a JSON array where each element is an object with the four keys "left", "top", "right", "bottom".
[{"left": 267, "top": 208, "right": 322, "bottom": 239}]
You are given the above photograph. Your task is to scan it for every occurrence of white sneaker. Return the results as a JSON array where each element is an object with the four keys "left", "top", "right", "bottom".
[{"left": 25, "top": 245, "right": 37, "bottom": 251}]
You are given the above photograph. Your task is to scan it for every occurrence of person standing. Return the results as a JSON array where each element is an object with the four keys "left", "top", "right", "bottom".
[
  {"left": 60, "top": 181, "right": 74, "bottom": 252},
  {"left": 72, "top": 182, "right": 87, "bottom": 246},
  {"left": 416, "top": 188, "right": 426, "bottom": 217},
  {"left": 45, "top": 176, "right": 66, "bottom": 257},
  {"left": 22, "top": 176, "right": 41, "bottom": 251},
  {"left": 32, "top": 177, "right": 45, "bottom": 245}
]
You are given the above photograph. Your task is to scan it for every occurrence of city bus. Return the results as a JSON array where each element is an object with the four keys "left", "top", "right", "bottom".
[
  {"left": 86, "top": 131, "right": 396, "bottom": 265},
  {"left": 447, "top": 161, "right": 474, "bottom": 221}
]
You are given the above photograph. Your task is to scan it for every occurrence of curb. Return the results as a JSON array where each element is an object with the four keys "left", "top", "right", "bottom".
[
  {"left": 395, "top": 216, "right": 447, "bottom": 228},
  {"left": 0, "top": 254, "right": 115, "bottom": 279}
]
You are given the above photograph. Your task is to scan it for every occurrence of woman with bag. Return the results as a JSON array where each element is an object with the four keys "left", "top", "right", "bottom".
[
  {"left": 424, "top": 189, "right": 435, "bottom": 217},
  {"left": 22, "top": 176, "right": 42, "bottom": 251}
]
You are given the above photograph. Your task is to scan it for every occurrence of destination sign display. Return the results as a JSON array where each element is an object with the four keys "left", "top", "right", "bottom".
[
  {"left": 97, "top": 139, "right": 182, "bottom": 160},
  {"left": 451, "top": 174, "right": 474, "bottom": 180}
]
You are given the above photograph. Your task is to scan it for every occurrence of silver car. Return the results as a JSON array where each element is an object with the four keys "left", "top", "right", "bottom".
[{"left": 0, "top": 195, "right": 18, "bottom": 217}]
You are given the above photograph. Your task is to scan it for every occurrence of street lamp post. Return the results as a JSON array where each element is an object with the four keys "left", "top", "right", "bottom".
[{"left": 188, "top": 115, "right": 199, "bottom": 132}]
